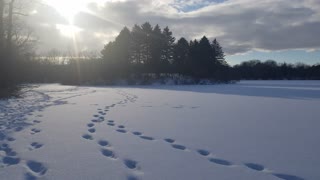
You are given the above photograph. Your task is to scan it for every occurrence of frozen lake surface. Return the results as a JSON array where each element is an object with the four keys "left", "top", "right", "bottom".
[{"left": 1, "top": 81, "right": 319, "bottom": 180}]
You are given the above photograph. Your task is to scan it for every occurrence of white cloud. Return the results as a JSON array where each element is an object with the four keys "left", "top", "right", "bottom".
[{"left": 25, "top": 0, "right": 320, "bottom": 55}]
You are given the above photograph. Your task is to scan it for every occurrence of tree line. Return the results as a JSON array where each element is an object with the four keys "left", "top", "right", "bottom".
[
  {"left": 100, "top": 22, "right": 229, "bottom": 82},
  {"left": 232, "top": 60, "right": 320, "bottom": 80},
  {"left": 1, "top": 17, "right": 320, "bottom": 93}
]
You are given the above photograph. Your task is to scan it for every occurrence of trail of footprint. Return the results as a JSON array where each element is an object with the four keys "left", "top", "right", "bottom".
[{"left": 93, "top": 92, "right": 305, "bottom": 180}]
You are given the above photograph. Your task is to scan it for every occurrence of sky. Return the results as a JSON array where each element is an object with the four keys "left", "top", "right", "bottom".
[{"left": 22, "top": 0, "right": 320, "bottom": 65}]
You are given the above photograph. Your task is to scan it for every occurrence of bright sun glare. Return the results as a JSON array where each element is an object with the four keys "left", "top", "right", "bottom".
[{"left": 45, "top": 0, "right": 89, "bottom": 23}]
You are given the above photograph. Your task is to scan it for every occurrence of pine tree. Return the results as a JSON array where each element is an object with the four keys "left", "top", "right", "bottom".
[
  {"left": 130, "top": 24, "right": 143, "bottom": 64},
  {"left": 173, "top": 37, "right": 189, "bottom": 74},
  {"left": 101, "top": 27, "right": 132, "bottom": 78},
  {"left": 211, "top": 38, "right": 226, "bottom": 65},
  {"left": 140, "top": 22, "right": 153, "bottom": 65},
  {"left": 150, "top": 24, "right": 163, "bottom": 73},
  {"left": 161, "top": 26, "right": 175, "bottom": 65}
]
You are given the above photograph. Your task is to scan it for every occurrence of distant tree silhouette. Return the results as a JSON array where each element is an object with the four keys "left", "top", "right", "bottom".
[
  {"left": 211, "top": 38, "right": 226, "bottom": 65},
  {"left": 3, "top": 20, "right": 320, "bottom": 91},
  {"left": 101, "top": 27, "right": 132, "bottom": 80},
  {"left": 173, "top": 37, "right": 189, "bottom": 74},
  {"left": 161, "top": 26, "right": 175, "bottom": 72}
]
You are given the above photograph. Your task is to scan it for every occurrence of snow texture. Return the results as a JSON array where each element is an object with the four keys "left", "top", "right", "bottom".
[{"left": 1, "top": 81, "right": 320, "bottom": 180}]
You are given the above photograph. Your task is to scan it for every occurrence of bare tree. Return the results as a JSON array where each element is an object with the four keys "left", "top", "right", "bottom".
[{"left": 0, "top": 0, "right": 4, "bottom": 51}]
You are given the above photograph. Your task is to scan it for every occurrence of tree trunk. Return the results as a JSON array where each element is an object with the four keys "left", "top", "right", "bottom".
[
  {"left": 7, "top": 0, "right": 15, "bottom": 55},
  {"left": 0, "top": 0, "right": 4, "bottom": 51}
]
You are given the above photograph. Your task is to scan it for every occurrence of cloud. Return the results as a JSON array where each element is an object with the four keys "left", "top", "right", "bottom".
[{"left": 24, "top": 0, "right": 320, "bottom": 55}]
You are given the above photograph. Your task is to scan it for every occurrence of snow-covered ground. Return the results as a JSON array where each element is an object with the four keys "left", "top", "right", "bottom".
[{"left": 1, "top": 81, "right": 320, "bottom": 180}]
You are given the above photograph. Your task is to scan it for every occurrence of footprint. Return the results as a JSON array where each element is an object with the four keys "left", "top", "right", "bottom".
[
  {"left": 127, "top": 175, "right": 139, "bottom": 180},
  {"left": 124, "top": 159, "right": 138, "bottom": 169},
  {"left": 15, "top": 127, "right": 24, "bottom": 132},
  {"left": 171, "top": 144, "right": 186, "bottom": 150},
  {"left": 244, "top": 163, "right": 264, "bottom": 171},
  {"left": 98, "top": 140, "right": 109, "bottom": 147},
  {"left": 108, "top": 120, "right": 114, "bottom": 123},
  {"left": 101, "top": 149, "right": 116, "bottom": 159},
  {"left": 107, "top": 123, "right": 115, "bottom": 126},
  {"left": 33, "top": 120, "right": 41, "bottom": 124},
  {"left": 197, "top": 149, "right": 210, "bottom": 156},
  {"left": 24, "top": 172, "right": 37, "bottom": 180},
  {"left": 164, "top": 138, "right": 175, "bottom": 143},
  {"left": 2, "top": 156, "right": 20, "bottom": 165},
  {"left": 6, "top": 149, "right": 17, "bottom": 157},
  {"left": 82, "top": 134, "right": 93, "bottom": 140},
  {"left": 87, "top": 123, "right": 94, "bottom": 128},
  {"left": 209, "top": 158, "right": 232, "bottom": 166},
  {"left": 118, "top": 125, "right": 125, "bottom": 129},
  {"left": 172, "top": 105, "right": 184, "bottom": 109},
  {"left": 31, "top": 128, "right": 41, "bottom": 134},
  {"left": 30, "top": 142, "right": 43, "bottom": 150},
  {"left": 139, "top": 136, "right": 154, "bottom": 141},
  {"left": 93, "top": 115, "right": 99, "bottom": 118},
  {"left": 272, "top": 174, "right": 304, "bottom": 180},
  {"left": 26, "top": 160, "right": 47, "bottom": 175},
  {"left": 88, "top": 128, "right": 96, "bottom": 133},
  {"left": 116, "top": 129, "right": 127, "bottom": 133},
  {"left": 132, "top": 132, "right": 142, "bottom": 136},
  {"left": 7, "top": 137, "right": 15, "bottom": 142}
]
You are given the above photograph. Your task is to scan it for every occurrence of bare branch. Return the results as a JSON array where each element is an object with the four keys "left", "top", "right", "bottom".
[{"left": 13, "top": 11, "right": 28, "bottom": 16}]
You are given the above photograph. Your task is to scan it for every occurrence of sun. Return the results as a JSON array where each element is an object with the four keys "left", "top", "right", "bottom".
[{"left": 45, "top": 0, "right": 88, "bottom": 24}]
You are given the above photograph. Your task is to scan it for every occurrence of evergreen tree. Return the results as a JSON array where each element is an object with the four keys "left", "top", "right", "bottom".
[
  {"left": 140, "top": 22, "right": 153, "bottom": 66},
  {"left": 101, "top": 27, "right": 132, "bottom": 78},
  {"left": 130, "top": 24, "right": 143, "bottom": 65},
  {"left": 211, "top": 38, "right": 226, "bottom": 65},
  {"left": 173, "top": 37, "right": 189, "bottom": 74},
  {"left": 197, "top": 36, "right": 213, "bottom": 77},
  {"left": 150, "top": 24, "right": 164, "bottom": 74},
  {"left": 161, "top": 26, "right": 175, "bottom": 65}
]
